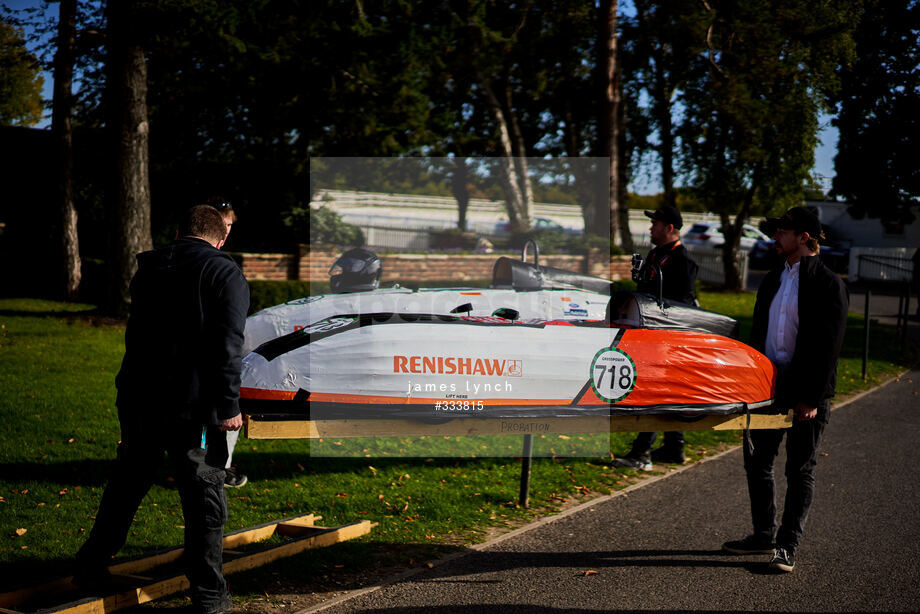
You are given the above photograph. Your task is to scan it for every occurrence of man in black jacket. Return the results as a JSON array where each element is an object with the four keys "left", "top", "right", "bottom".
[
  {"left": 615, "top": 206, "right": 699, "bottom": 470},
  {"left": 722, "top": 206, "right": 848, "bottom": 573},
  {"left": 75, "top": 206, "right": 249, "bottom": 613}
]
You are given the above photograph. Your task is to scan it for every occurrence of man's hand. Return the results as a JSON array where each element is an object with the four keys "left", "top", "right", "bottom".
[
  {"left": 220, "top": 414, "right": 243, "bottom": 431},
  {"left": 794, "top": 402, "right": 817, "bottom": 421}
]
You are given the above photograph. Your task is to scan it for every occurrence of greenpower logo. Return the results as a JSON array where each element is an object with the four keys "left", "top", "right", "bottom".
[{"left": 590, "top": 347, "right": 636, "bottom": 403}]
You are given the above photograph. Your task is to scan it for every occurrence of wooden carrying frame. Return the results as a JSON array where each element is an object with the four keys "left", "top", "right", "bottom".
[{"left": 0, "top": 515, "right": 374, "bottom": 614}]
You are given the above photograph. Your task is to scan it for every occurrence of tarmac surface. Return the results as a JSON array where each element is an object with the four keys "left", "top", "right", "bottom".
[{"left": 302, "top": 286, "right": 920, "bottom": 614}]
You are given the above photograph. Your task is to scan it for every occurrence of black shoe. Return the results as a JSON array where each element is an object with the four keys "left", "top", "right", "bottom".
[
  {"left": 770, "top": 546, "right": 795, "bottom": 572},
  {"left": 195, "top": 592, "right": 233, "bottom": 614},
  {"left": 224, "top": 467, "right": 247, "bottom": 488},
  {"left": 650, "top": 446, "right": 686, "bottom": 464},
  {"left": 611, "top": 455, "right": 653, "bottom": 472},
  {"left": 722, "top": 534, "right": 776, "bottom": 554}
]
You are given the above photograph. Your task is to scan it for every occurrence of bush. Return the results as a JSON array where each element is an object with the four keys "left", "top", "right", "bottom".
[
  {"left": 507, "top": 229, "right": 624, "bottom": 256},
  {"left": 248, "top": 280, "right": 312, "bottom": 314},
  {"left": 429, "top": 229, "right": 481, "bottom": 250},
  {"left": 282, "top": 205, "right": 364, "bottom": 247}
]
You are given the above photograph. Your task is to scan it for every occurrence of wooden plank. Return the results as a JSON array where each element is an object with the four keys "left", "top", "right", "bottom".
[
  {"left": 0, "top": 513, "right": 321, "bottom": 611},
  {"left": 222, "top": 521, "right": 375, "bottom": 575},
  {"left": 14, "top": 520, "right": 373, "bottom": 614},
  {"left": 246, "top": 412, "right": 795, "bottom": 440},
  {"left": 0, "top": 578, "right": 75, "bottom": 610}
]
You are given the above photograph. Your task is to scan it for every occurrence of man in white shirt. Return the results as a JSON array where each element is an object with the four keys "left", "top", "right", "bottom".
[{"left": 722, "top": 207, "right": 848, "bottom": 573}]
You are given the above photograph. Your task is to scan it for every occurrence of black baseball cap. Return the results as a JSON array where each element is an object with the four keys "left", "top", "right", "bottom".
[
  {"left": 644, "top": 206, "right": 683, "bottom": 229},
  {"left": 765, "top": 207, "right": 822, "bottom": 239}
]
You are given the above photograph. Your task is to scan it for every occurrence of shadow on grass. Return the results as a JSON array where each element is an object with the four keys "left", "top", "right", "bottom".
[
  {"left": 0, "top": 455, "right": 517, "bottom": 489},
  {"left": 0, "top": 459, "right": 114, "bottom": 487}
]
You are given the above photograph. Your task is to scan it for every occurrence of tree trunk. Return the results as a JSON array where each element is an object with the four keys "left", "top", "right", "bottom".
[
  {"left": 635, "top": 0, "right": 676, "bottom": 209},
  {"left": 105, "top": 0, "right": 152, "bottom": 316},
  {"left": 563, "top": 106, "right": 597, "bottom": 238},
  {"left": 477, "top": 72, "right": 532, "bottom": 233},
  {"left": 505, "top": 80, "right": 534, "bottom": 231},
  {"left": 53, "top": 0, "right": 80, "bottom": 301},
  {"left": 450, "top": 157, "right": 470, "bottom": 231},
  {"left": 656, "top": 79, "right": 676, "bottom": 209},
  {"left": 598, "top": 0, "right": 620, "bottom": 245},
  {"left": 615, "top": 58, "right": 634, "bottom": 252}
]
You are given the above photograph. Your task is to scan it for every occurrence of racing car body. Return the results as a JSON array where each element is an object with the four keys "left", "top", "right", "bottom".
[{"left": 239, "top": 256, "right": 776, "bottom": 420}]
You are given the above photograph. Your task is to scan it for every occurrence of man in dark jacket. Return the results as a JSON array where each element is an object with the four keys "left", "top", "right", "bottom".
[
  {"left": 722, "top": 206, "right": 848, "bottom": 573},
  {"left": 615, "top": 206, "right": 699, "bottom": 470},
  {"left": 75, "top": 206, "right": 249, "bottom": 613}
]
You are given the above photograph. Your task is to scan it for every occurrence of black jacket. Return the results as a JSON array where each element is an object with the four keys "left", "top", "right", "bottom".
[
  {"left": 750, "top": 255, "right": 848, "bottom": 412},
  {"left": 637, "top": 240, "right": 699, "bottom": 305},
  {"left": 116, "top": 237, "right": 250, "bottom": 424}
]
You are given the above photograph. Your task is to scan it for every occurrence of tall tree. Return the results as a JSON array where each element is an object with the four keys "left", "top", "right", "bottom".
[
  {"left": 597, "top": 0, "right": 619, "bottom": 245},
  {"left": 461, "top": 1, "right": 536, "bottom": 234},
  {"left": 105, "top": 0, "right": 152, "bottom": 315},
  {"left": 53, "top": 0, "right": 81, "bottom": 300},
  {"left": 832, "top": 0, "right": 919, "bottom": 225},
  {"left": 624, "top": 0, "right": 703, "bottom": 210},
  {"left": 679, "top": 0, "right": 858, "bottom": 289},
  {"left": 0, "top": 19, "right": 44, "bottom": 126}
]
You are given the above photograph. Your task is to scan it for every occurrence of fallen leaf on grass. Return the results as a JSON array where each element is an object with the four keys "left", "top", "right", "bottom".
[
  {"left": 368, "top": 466, "right": 377, "bottom": 476},
  {"left": 820, "top": 452, "right": 829, "bottom": 457},
  {"left": 580, "top": 570, "right": 598, "bottom": 576},
  {"left": 14, "top": 528, "right": 27, "bottom": 537},
  {"left": 335, "top": 492, "right": 348, "bottom": 498}
]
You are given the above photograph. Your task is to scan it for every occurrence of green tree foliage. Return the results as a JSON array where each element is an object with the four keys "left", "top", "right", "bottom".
[
  {"left": 832, "top": 0, "right": 919, "bottom": 225},
  {"left": 678, "top": 0, "right": 858, "bottom": 289},
  {"left": 284, "top": 205, "right": 364, "bottom": 247},
  {"left": 0, "top": 19, "right": 44, "bottom": 126}
]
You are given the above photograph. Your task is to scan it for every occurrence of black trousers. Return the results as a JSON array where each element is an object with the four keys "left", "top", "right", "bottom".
[
  {"left": 77, "top": 415, "right": 229, "bottom": 609},
  {"left": 743, "top": 411, "right": 827, "bottom": 550},
  {"left": 630, "top": 430, "right": 684, "bottom": 456}
]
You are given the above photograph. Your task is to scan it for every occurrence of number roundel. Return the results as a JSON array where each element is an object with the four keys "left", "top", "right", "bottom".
[{"left": 590, "top": 347, "right": 637, "bottom": 403}]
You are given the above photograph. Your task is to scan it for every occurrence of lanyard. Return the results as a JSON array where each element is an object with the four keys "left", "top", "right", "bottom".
[{"left": 648, "top": 241, "right": 681, "bottom": 279}]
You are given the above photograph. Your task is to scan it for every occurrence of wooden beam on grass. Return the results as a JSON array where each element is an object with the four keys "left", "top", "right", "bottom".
[
  {"left": 0, "top": 513, "right": 326, "bottom": 613},
  {"left": 4, "top": 519, "right": 373, "bottom": 614}
]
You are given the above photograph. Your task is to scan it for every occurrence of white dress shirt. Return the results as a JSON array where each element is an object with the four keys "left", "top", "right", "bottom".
[{"left": 765, "top": 260, "right": 800, "bottom": 367}]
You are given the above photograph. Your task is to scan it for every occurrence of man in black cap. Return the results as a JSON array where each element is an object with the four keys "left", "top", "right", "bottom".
[
  {"left": 723, "top": 206, "right": 848, "bottom": 573},
  {"left": 614, "top": 205, "right": 699, "bottom": 471}
]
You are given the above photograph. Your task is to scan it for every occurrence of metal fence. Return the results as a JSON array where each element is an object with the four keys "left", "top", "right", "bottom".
[
  {"left": 851, "top": 247, "right": 915, "bottom": 282},
  {"left": 361, "top": 225, "right": 434, "bottom": 250},
  {"left": 356, "top": 225, "right": 750, "bottom": 288},
  {"left": 686, "top": 247, "right": 750, "bottom": 288}
]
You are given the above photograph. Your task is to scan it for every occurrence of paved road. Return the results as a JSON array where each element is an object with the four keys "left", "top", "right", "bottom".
[{"left": 310, "top": 366, "right": 920, "bottom": 613}]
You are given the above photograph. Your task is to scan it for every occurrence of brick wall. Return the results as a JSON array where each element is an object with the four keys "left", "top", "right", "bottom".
[{"left": 233, "top": 247, "right": 632, "bottom": 284}]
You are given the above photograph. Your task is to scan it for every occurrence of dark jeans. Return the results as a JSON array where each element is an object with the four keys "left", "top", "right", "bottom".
[
  {"left": 630, "top": 431, "right": 684, "bottom": 456},
  {"left": 77, "top": 416, "right": 230, "bottom": 609},
  {"left": 743, "top": 409, "right": 827, "bottom": 550}
]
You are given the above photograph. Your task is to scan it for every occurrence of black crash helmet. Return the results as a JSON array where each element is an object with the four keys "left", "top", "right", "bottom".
[{"left": 329, "top": 247, "right": 382, "bottom": 293}]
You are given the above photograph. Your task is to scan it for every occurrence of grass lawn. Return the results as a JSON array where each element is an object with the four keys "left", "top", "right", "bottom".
[{"left": 0, "top": 292, "right": 913, "bottom": 600}]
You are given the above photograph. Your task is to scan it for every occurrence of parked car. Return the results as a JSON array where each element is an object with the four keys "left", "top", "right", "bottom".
[
  {"left": 681, "top": 222, "right": 769, "bottom": 251},
  {"left": 749, "top": 224, "right": 850, "bottom": 273},
  {"left": 493, "top": 217, "right": 577, "bottom": 236}
]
